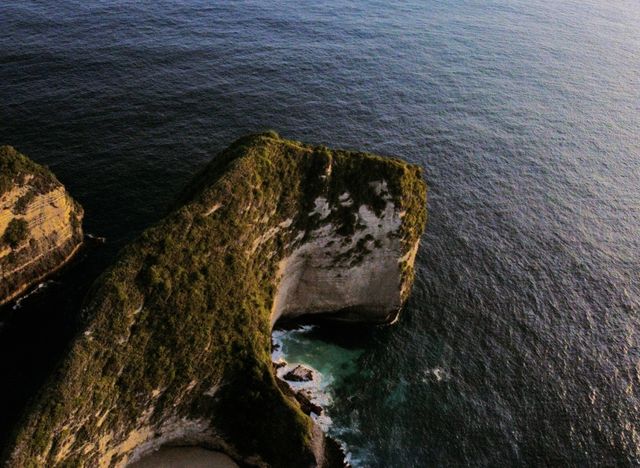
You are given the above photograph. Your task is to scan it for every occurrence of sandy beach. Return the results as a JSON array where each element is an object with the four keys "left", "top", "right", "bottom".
[{"left": 129, "top": 447, "right": 238, "bottom": 468}]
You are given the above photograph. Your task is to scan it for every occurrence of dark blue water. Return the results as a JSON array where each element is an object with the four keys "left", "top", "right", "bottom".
[{"left": 1, "top": 0, "right": 639, "bottom": 465}]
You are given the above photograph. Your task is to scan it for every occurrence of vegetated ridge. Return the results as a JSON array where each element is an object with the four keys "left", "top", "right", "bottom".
[{"left": 3, "top": 133, "right": 426, "bottom": 467}]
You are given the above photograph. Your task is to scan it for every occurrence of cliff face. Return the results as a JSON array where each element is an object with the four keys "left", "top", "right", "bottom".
[
  {"left": 3, "top": 133, "right": 426, "bottom": 468},
  {"left": 271, "top": 181, "right": 420, "bottom": 325},
  {"left": 0, "top": 146, "right": 84, "bottom": 305}
]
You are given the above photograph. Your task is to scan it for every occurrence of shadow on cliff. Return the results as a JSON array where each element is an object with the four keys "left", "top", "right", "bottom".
[{"left": 0, "top": 242, "right": 107, "bottom": 448}]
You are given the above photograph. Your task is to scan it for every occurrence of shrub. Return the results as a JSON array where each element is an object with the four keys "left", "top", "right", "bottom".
[
  {"left": 2, "top": 218, "right": 29, "bottom": 248},
  {"left": 14, "top": 191, "right": 35, "bottom": 214},
  {"left": 0, "top": 145, "right": 57, "bottom": 197}
]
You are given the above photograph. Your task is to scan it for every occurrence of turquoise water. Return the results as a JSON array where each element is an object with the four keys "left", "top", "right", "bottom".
[{"left": 1, "top": 0, "right": 639, "bottom": 465}]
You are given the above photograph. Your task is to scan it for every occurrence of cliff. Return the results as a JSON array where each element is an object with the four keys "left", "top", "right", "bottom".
[
  {"left": 0, "top": 146, "right": 84, "bottom": 305},
  {"left": 3, "top": 133, "right": 426, "bottom": 467}
]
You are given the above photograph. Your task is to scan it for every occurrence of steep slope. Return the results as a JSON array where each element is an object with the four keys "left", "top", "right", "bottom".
[
  {"left": 3, "top": 133, "right": 426, "bottom": 467},
  {"left": 0, "top": 146, "right": 84, "bottom": 305}
]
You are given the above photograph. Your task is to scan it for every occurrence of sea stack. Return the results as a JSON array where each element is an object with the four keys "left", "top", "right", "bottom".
[
  {"left": 0, "top": 146, "right": 84, "bottom": 305},
  {"left": 3, "top": 133, "right": 426, "bottom": 467}
]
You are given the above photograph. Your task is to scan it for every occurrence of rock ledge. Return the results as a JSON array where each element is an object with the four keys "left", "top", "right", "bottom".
[{"left": 0, "top": 146, "right": 83, "bottom": 306}]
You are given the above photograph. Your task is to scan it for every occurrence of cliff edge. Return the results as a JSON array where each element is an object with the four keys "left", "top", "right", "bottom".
[
  {"left": 3, "top": 133, "right": 426, "bottom": 467},
  {"left": 0, "top": 146, "right": 84, "bottom": 306}
]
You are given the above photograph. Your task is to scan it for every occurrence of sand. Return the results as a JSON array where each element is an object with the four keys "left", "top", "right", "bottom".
[{"left": 129, "top": 447, "right": 238, "bottom": 468}]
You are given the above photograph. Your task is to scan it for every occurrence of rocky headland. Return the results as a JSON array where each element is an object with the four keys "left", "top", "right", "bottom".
[
  {"left": 0, "top": 146, "right": 84, "bottom": 306},
  {"left": 2, "top": 133, "right": 426, "bottom": 467}
]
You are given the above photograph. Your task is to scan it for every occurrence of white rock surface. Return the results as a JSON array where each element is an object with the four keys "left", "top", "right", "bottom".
[{"left": 271, "top": 198, "right": 408, "bottom": 325}]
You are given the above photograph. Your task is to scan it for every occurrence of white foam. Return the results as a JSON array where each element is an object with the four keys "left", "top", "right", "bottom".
[
  {"left": 422, "top": 366, "right": 451, "bottom": 383},
  {"left": 271, "top": 326, "right": 333, "bottom": 429},
  {"left": 12, "top": 280, "right": 54, "bottom": 310}
]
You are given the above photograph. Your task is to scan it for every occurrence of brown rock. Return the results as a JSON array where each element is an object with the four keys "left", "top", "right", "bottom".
[
  {"left": 0, "top": 146, "right": 83, "bottom": 305},
  {"left": 284, "top": 364, "right": 315, "bottom": 382}
]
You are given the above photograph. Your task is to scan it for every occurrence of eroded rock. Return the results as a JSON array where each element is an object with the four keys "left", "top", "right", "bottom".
[
  {"left": 0, "top": 146, "right": 83, "bottom": 305},
  {"left": 284, "top": 364, "right": 315, "bottom": 382}
]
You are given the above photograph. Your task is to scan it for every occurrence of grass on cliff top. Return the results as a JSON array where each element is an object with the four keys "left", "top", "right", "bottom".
[
  {"left": 5, "top": 132, "right": 426, "bottom": 468},
  {"left": 0, "top": 146, "right": 58, "bottom": 197}
]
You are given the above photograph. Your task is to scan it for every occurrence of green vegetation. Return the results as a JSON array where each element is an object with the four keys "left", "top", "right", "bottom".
[
  {"left": 13, "top": 191, "right": 35, "bottom": 215},
  {"left": 5, "top": 133, "right": 426, "bottom": 467},
  {"left": 2, "top": 218, "right": 29, "bottom": 248},
  {"left": 0, "top": 146, "right": 57, "bottom": 197}
]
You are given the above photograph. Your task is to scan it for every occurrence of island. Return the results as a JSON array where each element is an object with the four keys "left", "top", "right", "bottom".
[
  {"left": 0, "top": 146, "right": 84, "bottom": 306},
  {"left": 2, "top": 133, "right": 426, "bottom": 467}
]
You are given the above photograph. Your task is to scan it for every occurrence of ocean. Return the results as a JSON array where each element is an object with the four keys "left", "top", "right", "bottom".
[{"left": 1, "top": 0, "right": 639, "bottom": 465}]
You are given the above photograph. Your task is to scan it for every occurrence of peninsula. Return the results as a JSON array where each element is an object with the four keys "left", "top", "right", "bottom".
[{"left": 3, "top": 133, "right": 426, "bottom": 467}]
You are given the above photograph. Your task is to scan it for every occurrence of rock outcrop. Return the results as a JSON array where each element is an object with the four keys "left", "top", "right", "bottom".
[
  {"left": 0, "top": 146, "right": 84, "bottom": 305},
  {"left": 284, "top": 365, "right": 315, "bottom": 383},
  {"left": 2, "top": 133, "right": 426, "bottom": 467}
]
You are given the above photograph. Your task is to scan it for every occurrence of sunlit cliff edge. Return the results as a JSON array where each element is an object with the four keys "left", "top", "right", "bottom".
[
  {"left": 0, "top": 146, "right": 84, "bottom": 306},
  {"left": 2, "top": 133, "right": 426, "bottom": 467}
]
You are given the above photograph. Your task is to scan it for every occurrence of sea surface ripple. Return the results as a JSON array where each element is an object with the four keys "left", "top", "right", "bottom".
[{"left": 1, "top": 1, "right": 639, "bottom": 466}]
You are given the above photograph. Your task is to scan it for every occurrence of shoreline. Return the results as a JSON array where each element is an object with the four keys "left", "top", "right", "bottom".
[
  {"left": 272, "top": 325, "right": 351, "bottom": 467},
  {"left": 0, "top": 239, "right": 83, "bottom": 307},
  {"left": 128, "top": 446, "right": 238, "bottom": 468}
]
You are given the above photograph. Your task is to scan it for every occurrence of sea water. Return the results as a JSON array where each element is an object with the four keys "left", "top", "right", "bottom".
[{"left": 1, "top": 0, "right": 639, "bottom": 465}]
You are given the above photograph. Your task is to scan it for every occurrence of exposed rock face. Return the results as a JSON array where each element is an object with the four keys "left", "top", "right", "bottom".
[
  {"left": 271, "top": 184, "right": 419, "bottom": 325},
  {"left": 3, "top": 133, "right": 426, "bottom": 468},
  {"left": 284, "top": 365, "right": 315, "bottom": 383},
  {"left": 0, "top": 146, "right": 84, "bottom": 305}
]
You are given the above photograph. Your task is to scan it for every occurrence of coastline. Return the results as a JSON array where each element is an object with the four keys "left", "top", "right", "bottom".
[
  {"left": 0, "top": 239, "right": 83, "bottom": 307},
  {"left": 2, "top": 134, "right": 425, "bottom": 467},
  {"left": 272, "top": 325, "right": 354, "bottom": 466}
]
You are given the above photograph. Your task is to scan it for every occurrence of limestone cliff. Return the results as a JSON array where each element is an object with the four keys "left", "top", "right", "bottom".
[
  {"left": 0, "top": 146, "right": 84, "bottom": 305},
  {"left": 3, "top": 133, "right": 426, "bottom": 467},
  {"left": 271, "top": 179, "right": 420, "bottom": 325}
]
